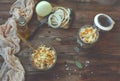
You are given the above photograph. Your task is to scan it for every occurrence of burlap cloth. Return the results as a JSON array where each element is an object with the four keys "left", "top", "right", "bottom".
[{"left": 0, "top": 0, "right": 35, "bottom": 81}]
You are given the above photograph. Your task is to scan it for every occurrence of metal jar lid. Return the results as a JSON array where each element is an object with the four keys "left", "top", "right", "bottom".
[{"left": 94, "top": 13, "right": 115, "bottom": 31}]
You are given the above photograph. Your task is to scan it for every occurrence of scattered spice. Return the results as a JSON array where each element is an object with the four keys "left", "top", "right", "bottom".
[
  {"left": 73, "top": 46, "right": 80, "bottom": 53},
  {"left": 68, "top": 72, "right": 71, "bottom": 76},
  {"left": 65, "top": 67, "right": 70, "bottom": 71},
  {"left": 84, "top": 60, "right": 90, "bottom": 68}
]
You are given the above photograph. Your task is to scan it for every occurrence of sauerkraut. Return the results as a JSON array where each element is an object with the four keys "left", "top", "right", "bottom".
[
  {"left": 79, "top": 26, "right": 98, "bottom": 44},
  {"left": 31, "top": 45, "right": 56, "bottom": 70}
]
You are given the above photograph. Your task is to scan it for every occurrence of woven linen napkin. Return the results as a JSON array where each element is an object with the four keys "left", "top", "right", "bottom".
[{"left": 0, "top": 0, "right": 34, "bottom": 81}]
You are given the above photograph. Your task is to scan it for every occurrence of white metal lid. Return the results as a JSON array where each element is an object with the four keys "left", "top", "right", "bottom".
[{"left": 94, "top": 13, "right": 115, "bottom": 31}]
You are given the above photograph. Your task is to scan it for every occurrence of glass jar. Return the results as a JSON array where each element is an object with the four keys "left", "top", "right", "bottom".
[
  {"left": 77, "top": 13, "right": 115, "bottom": 48},
  {"left": 77, "top": 25, "right": 99, "bottom": 48},
  {"left": 17, "top": 16, "right": 30, "bottom": 39},
  {"left": 30, "top": 44, "right": 57, "bottom": 71}
]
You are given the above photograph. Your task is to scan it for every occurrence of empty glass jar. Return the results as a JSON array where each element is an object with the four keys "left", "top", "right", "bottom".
[{"left": 17, "top": 16, "right": 30, "bottom": 39}]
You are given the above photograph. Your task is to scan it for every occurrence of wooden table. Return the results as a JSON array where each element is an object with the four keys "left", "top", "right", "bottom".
[{"left": 0, "top": 0, "right": 120, "bottom": 81}]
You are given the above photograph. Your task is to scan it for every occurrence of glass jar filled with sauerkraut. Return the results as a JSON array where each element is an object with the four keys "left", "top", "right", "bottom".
[
  {"left": 77, "top": 25, "right": 99, "bottom": 48},
  {"left": 77, "top": 13, "right": 115, "bottom": 48},
  {"left": 30, "top": 44, "right": 57, "bottom": 71}
]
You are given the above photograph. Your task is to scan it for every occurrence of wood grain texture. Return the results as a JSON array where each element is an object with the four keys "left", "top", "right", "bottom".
[{"left": 0, "top": 0, "right": 120, "bottom": 81}]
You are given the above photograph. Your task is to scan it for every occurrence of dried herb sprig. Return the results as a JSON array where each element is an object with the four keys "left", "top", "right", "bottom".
[{"left": 75, "top": 60, "right": 83, "bottom": 69}]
